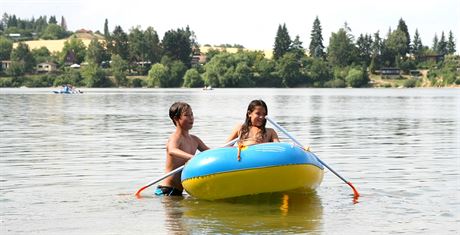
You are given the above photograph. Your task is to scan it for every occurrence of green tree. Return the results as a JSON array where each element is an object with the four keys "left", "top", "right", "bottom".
[
  {"left": 48, "top": 16, "right": 57, "bottom": 24},
  {"left": 168, "top": 60, "right": 187, "bottom": 87},
  {"left": 41, "top": 24, "right": 66, "bottom": 39},
  {"left": 381, "top": 29, "right": 408, "bottom": 67},
  {"left": 61, "top": 37, "right": 86, "bottom": 64},
  {"left": 203, "top": 52, "right": 235, "bottom": 87},
  {"left": 447, "top": 31, "right": 456, "bottom": 54},
  {"left": 6, "top": 62, "right": 26, "bottom": 78},
  {"left": 110, "top": 25, "right": 129, "bottom": 60},
  {"left": 103, "top": 19, "right": 112, "bottom": 52},
  {"left": 346, "top": 67, "right": 369, "bottom": 87},
  {"left": 34, "top": 16, "right": 48, "bottom": 34},
  {"left": 104, "top": 19, "right": 110, "bottom": 39},
  {"left": 396, "top": 18, "right": 411, "bottom": 55},
  {"left": 129, "top": 26, "right": 147, "bottom": 63},
  {"left": 54, "top": 67, "right": 84, "bottom": 86},
  {"left": 31, "top": 46, "right": 52, "bottom": 63},
  {"left": 370, "top": 31, "right": 382, "bottom": 71},
  {"left": 356, "top": 33, "right": 373, "bottom": 66},
  {"left": 369, "top": 56, "right": 378, "bottom": 74},
  {"left": 144, "top": 26, "right": 162, "bottom": 64},
  {"left": 0, "top": 36, "right": 13, "bottom": 60},
  {"left": 202, "top": 52, "right": 255, "bottom": 87},
  {"left": 60, "top": 16, "right": 67, "bottom": 31},
  {"left": 128, "top": 26, "right": 162, "bottom": 74},
  {"left": 253, "top": 57, "right": 279, "bottom": 87},
  {"left": 10, "top": 42, "right": 35, "bottom": 74},
  {"left": 327, "top": 28, "right": 357, "bottom": 67},
  {"left": 82, "top": 64, "right": 110, "bottom": 87},
  {"left": 276, "top": 52, "right": 302, "bottom": 87},
  {"left": 309, "top": 16, "right": 325, "bottom": 59},
  {"left": 162, "top": 27, "right": 193, "bottom": 67},
  {"left": 307, "top": 58, "right": 332, "bottom": 86},
  {"left": 291, "top": 35, "right": 305, "bottom": 60},
  {"left": 148, "top": 63, "right": 168, "bottom": 87},
  {"left": 437, "top": 31, "right": 448, "bottom": 55},
  {"left": 205, "top": 48, "right": 221, "bottom": 62},
  {"left": 432, "top": 34, "right": 439, "bottom": 53},
  {"left": 85, "top": 39, "right": 107, "bottom": 65},
  {"left": 412, "top": 29, "right": 423, "bottom": 60},
  {"left": 273, "top": 23, "right": 291, "bottom": 60},
  {"left": 110, "top": 54, "right": 128, "bottom": 86},
  {"left": 234, "top": 62, "right": 254, "bottom": 87},
  {"left": 183, "top": 68, "right": 204, "bottom": 87}
]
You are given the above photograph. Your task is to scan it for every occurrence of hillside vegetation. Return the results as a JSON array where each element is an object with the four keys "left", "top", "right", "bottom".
[{"left": 1, "top": 13, "right": 458, "bottom": 88}]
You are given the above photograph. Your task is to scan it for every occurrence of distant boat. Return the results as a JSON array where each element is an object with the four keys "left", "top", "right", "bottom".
[
  {"left": 203, "top": 86, "right": 213, "bottom": 90},
  {"left": 52, "top": 85, "right": 83, "bottom": 94},
  {"left": 53, "top": 90, "right": 71, "bottom": 94}
]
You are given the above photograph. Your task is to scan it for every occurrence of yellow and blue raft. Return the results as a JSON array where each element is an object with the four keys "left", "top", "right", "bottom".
[{"left": 181, "top": 142, "right": 324, "bottom": 200}]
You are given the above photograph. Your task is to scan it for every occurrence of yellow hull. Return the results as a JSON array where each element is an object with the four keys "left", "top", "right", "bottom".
[{"left": 182, "top": 164, "right": 324, "bottom": 200}]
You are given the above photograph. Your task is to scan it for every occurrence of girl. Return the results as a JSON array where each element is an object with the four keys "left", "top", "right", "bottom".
[{"left": 227, "top": 99, "right": 279, "bottom": 146}]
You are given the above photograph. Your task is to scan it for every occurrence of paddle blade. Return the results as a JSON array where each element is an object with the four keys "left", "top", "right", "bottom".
[
  {"left": 347, "top": 181, "right": 360, "bottom": 199},
  {"left": 135, "top": 185, "right": 149, "bottom": 198}
]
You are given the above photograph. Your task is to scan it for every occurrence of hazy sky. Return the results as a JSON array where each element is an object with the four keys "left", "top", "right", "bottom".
[{"left": 3, "top": 0, "right": 459, "bottom": 51}]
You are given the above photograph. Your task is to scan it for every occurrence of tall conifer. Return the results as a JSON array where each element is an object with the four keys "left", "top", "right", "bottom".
[
  {"left": 273, "top": 23, "right": 291, "bottom": 60},
  {"left": 309, "top": 16, "right": 325, "bottom": 59}
]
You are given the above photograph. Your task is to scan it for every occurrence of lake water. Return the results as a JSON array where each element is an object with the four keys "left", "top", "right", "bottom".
[{"left": 1, "top": 88, "right": 459, "bottom": 234}]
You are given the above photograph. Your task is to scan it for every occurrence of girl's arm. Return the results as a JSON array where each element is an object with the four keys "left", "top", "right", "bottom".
[
  {"left": 269, "top": 128, "right": 280, "bottom": 142},
  {"left": 226, "top": 124, "right": 242, "bottom": 144}
]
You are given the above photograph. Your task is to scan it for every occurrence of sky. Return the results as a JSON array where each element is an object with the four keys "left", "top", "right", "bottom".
[{"left": 2, "top": 0, "right": 460, "bottom": 52}]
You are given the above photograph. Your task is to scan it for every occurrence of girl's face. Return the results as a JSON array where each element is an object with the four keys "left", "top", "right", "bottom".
[
  {"left": 248, "top": 106, "right": 267, "bottom": 127},
  {"left": 177, "top": 108, "right": 194, "bottom": 130}
]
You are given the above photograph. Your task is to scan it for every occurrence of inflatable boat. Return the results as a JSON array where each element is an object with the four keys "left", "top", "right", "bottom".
[{"left": 181, "top": 142, "right": 324, "bottom": 200}]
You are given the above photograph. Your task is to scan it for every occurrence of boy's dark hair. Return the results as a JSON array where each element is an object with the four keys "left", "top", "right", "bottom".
[{"left": 169, "top": 102, "right": 191, "bottom": 126}]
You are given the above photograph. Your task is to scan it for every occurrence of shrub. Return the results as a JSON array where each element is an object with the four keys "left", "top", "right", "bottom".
[
  {"left": 346, "top": 68, "right": 369, "bottom": 87},
  {"left": 24, "top": 74, "right": 55, "bottom": 87},
  {"left": 403, "top": 78, "right": 417, "bottom": 88},
  {"left": 183, "top": 68, "right": 204, "bottom": 88},
  {"left": 0, "top": 77, "right": 13, "bottom": 87},
  {"left": 324, "top": 79, "right": 346, "bottom": 88},
  {"left": 130, "top": 78, "right": 145, "bottom": 88}
]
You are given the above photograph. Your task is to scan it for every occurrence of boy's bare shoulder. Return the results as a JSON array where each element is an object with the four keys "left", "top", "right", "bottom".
[
  {"left": 190, "top": 134, "right": 203, "bottom": 142},
  {"left": 167, "top": 132, "right": 180, "bottom": 143}
]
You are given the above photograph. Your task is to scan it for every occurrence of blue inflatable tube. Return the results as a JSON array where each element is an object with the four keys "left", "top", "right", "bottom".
[{"left": 181, "top": 142, "right": 324, "bottom": 200}]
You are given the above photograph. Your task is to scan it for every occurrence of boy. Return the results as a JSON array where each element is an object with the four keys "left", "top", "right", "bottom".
[{"left": 155, "top": 102, "right": 209, "bottom": 196}]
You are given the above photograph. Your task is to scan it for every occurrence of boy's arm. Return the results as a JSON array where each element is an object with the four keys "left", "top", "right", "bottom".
[
  {"left": 167, "top": 139, "right": 194, "bottom": 160},
  {"left": 194, "top": 136, "right": 210, "bottom": 152}
]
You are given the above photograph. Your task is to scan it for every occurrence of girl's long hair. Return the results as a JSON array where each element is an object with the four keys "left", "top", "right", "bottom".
[{"left": 239, "top": 100, "right": 268, "bottom": 141}]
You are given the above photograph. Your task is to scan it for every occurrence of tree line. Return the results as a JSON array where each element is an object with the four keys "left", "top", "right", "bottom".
[{"left": 0, "top": 13, "right": 458, "bottom": 88}]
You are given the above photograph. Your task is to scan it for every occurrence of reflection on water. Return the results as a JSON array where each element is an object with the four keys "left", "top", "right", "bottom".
[{"left": 161, "top": 190, "right": 322, "bottom": 234}]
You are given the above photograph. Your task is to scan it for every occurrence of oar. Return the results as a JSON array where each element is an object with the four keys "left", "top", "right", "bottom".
[
  {"left": 266, "top": 116, "right": 360, "bottom": 199},
  {"left": 135, "top": 137, "right": 239, "bottom": 197}
]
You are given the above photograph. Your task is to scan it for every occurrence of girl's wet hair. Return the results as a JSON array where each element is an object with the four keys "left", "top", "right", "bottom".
[
  {"left": 240, "top": 99, "right": 268, "bottom": 141},
  {"left": 169, "top": 102, "right": 191, "bottom": 126}
]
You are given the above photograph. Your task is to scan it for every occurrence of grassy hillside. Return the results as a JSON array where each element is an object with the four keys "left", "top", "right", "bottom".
[{"left": 14, "top": 32, "right": 105, "bottom": 52}]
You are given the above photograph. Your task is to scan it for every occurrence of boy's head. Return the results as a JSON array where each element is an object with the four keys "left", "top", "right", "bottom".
[{"left": 169, "top": 102, "right": 192, "bottom": 126}]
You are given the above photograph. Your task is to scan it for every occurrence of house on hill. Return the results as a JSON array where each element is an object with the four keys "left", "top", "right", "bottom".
[
  {"left": 380, "top": 67, "right": 401, "bottom": 79},
  {"left": 1, "top": 60, "right": 12, "bottom": 71},
  {"left": 36, "top": 62, "right": 57, "bottom": 73},
  {"left": 419, "top": 54, "right": 445, "bottom": 63}
]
